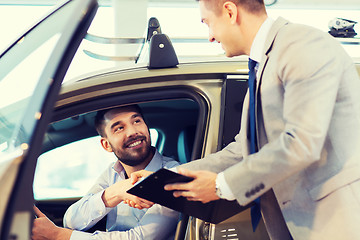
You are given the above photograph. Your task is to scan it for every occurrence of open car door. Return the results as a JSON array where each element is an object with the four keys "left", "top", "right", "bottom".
[{"left": 0, "top": 0, "right": 98, "bottom": 239}]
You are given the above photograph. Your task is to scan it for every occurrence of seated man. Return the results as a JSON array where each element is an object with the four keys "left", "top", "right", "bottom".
[{"left": 32, "top": 105, "right": 180, "bottom": 240}]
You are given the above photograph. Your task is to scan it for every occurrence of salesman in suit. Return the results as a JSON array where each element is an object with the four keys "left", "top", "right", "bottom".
[{"left": 131, "top": 0, "right": 360, "bottom": 239}]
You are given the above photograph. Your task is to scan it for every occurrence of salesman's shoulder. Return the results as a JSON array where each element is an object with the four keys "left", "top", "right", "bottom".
[
  {"left": 276, "top": 17, "right": 335, "bottom": 44},
  {"left": 271, "top": 17, "right": 345, "bottom": 57}
]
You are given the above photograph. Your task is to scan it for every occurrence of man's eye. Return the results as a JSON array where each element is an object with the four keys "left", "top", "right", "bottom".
[{"left": 115, "top": 127, "right": 124, "bottom": 132}]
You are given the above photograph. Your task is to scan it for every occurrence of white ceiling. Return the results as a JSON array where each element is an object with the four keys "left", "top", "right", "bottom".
[{"left": 0, "top": 0, "right": 359, "bottom": 9}]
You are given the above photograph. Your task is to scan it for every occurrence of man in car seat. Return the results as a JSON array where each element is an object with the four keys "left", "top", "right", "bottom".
[{"left": 32, "top": 105, "right": 179, "bottom": 240}]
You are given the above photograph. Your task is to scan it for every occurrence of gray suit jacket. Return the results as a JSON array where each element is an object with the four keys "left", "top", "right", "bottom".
[{"left": 183, "top": 17, "right": 360, "bottom": 239}]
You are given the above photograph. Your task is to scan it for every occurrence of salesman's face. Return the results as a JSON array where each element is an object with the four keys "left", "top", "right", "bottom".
[
  {"left": 199, "top": 1, "right": 245, "bottom": 57},
  {"left": 100, "top": 107, "right": 152, "bottom": 167}
]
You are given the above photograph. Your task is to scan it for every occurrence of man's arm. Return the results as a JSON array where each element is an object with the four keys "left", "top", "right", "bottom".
[
  {"left": 32, "top": 204, "right": 178, "bottom": 240},
  {"left": 69, "top": 203, "right": 179, "bottom": 240},
  {"left": 64, "top": 178, "right": 153, "bottom": 230},
  {"left": 63, "top": 163, "right": 114, "bottom": 230},
  {"left": 66, "top": 175, "right": 179, "bottom": 239}
]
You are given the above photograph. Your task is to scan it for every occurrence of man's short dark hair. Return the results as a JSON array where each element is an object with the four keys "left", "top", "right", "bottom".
[
  {"left": 94, "top": 104, "right": 145, "bottom": 137},
  {"left": 196, "top": 0, "right": 265, "bottom": 15}
]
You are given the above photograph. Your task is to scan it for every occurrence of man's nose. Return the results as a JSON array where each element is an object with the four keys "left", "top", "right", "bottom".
[
  {"left": 125, "top": 125, "right": 139, "bottom": 137},
  {"left": 208, "top": 31, "right": 215, "bottom": 42},
  {"left": 208, "top": 35, "right": 215, "bottom": 42}
]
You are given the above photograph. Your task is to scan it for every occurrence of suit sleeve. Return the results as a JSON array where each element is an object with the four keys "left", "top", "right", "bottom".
[{"left": 180, "top": 132, "right": 244, "bottom": 173}]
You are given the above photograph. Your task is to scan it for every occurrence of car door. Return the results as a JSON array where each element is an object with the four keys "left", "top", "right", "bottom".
[{"left": 0, "top": 0, "right": 98, "bottom": 239}]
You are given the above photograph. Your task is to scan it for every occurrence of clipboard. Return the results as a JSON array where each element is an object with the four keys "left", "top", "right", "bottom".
[{"left": 127, "top": 168, "right": 253, "bottom": 224}]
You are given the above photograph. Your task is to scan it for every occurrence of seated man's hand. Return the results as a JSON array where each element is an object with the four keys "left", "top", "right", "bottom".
[
  {"left": 32, "top": 206, "right": 72, "bottom": 240},
  {"left": 102, "top": 178, "right": 154, "bottom": 209},
  {"left": 123, "top": 196, "right": 154, "bottom": 210},
  {"left": 130, "top": 170, "right": 153, "bottom": 185}
]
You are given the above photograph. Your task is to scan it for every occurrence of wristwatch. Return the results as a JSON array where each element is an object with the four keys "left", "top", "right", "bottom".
[{"left": 215, "top": 179, "right": 223, "bottom": 198}]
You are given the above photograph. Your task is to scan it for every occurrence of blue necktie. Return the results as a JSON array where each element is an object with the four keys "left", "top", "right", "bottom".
[
  {"left": 248, "top": 59, "right": 261, "bottom": 231},
  {"left": 248, "top": 59, "right": 258, "bottom": 154}
]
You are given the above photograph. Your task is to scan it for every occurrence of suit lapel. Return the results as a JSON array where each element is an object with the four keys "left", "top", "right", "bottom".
[
  {"left": 254, "top": 17, "right": 289, "bottom": 147},
  {"left": 242, "top": 17, "right": 290, "bottom": 156},
  {"left": 257, "top": 17, "right": 289, "bottom": 89}
]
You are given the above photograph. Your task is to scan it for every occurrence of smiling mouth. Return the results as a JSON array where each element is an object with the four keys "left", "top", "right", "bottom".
[
  {"left": 128, "top": 140, "right": 142, "bottom": 148},
  {"left": 125, "top": 136, "right": 146, "bottom": 149}
]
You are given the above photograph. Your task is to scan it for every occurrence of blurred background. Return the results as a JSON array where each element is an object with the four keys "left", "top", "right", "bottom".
[{"left": 0, "top": 0, "right": 359, "bottom": 83}]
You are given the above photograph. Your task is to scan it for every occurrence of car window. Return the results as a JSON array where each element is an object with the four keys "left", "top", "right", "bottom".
[
  {"left": 33, "top": 129, "right": 160, "bottom": 200},
  {"left": 0, "top": 35, "right": 59, "bottom": 152},
  {"left": 0, "top": 1, "right": 93, "bottom": 152}
]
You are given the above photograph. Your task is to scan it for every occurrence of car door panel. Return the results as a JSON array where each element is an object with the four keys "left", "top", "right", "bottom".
[{"left": 206, "top": 77, "right": 270, "bottom": 240}]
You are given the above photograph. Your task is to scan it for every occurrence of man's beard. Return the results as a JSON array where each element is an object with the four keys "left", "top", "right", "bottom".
[{"left": 111, "top": 137, "right": 153, "bottom": 167}]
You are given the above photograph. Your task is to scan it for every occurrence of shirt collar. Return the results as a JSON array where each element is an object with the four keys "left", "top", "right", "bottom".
[
  {"left": 249, "top": 17, "right": 274, "bottom": 63},
  {"left": 143, "top": 149, "right": 164, "bottom": 172},
  {"left": 112, "top": 147, "right": 163, "bottom": 178}
]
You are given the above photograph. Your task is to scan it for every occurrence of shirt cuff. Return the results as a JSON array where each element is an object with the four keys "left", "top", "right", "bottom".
[
  {"left": 70, "top": 230, "right": 93, "bottom": 240},
  {"left": 169, "top": 167, "right": 177, "bottom": 173},
  {"left": 216, "top": 172, "right": 236, "bottom": 201}
]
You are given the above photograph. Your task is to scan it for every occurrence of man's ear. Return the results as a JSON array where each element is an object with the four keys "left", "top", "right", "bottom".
[
  {"left": 223, "top": 1, "right": 239, "bottom": 24},
  {"left": 100, "top": 137, "right": 113, "bottom": 152}
]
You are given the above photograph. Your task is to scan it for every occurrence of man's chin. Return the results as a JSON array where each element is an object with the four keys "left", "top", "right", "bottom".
[
  {"left": 118, "top": 149, "right": 151, "bottom": 166},
  {"left": 224, "top": 50, "right": 233, "bottom": 57},
  {"left": 223, "top": 48, "right": 244, "bottom": 58},
  {"left": 119, "top": 157, "right": 146, "bottom": 167},
  {"left": 224, "top": 51, "right": 237, "bottom": 58}
]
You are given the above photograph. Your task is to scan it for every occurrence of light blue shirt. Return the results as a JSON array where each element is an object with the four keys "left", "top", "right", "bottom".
[
  {"left": 216, "top": 17, "right": 275, "bottom": 201},
  {"left": 64, "top": 150, "right": 180, "bottom": 240}
]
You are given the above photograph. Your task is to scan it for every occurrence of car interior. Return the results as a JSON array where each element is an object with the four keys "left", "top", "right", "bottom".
[{"left": 34, "top": 98, "right": 202, "bottom": 233}]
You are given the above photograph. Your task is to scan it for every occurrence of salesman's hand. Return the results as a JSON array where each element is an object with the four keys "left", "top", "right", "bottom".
[
  {"left": 32, "top": 206, "right": 72, "bottom": 240},
  {"left": 102, "top": 178, "right": 154, "bottom": 209},
  {"left": 164, "top": 169, "right": 220, "bottom": 203}
]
